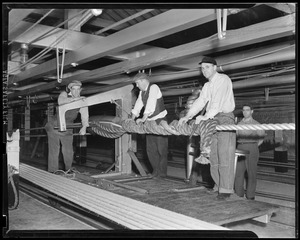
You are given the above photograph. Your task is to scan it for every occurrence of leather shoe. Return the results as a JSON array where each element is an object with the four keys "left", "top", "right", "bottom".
[
  {"left": 216, "top": 193, "right": 231, "bottom": 200},
  {"left": 206, "top": 188, "right": 218, "bottom": 194}
]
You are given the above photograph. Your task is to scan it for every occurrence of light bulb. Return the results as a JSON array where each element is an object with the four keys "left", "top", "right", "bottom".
[{"left": 91, "top": 9, "right": 103, "bottom": 16}]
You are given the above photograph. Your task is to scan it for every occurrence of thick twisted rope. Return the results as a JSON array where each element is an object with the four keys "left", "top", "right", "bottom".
[
  {"left": 216, "top": 123, "right": 295, "bottom": 131},
  {"left": 89, "top": 118, "right": 295, "bottom": 139}
]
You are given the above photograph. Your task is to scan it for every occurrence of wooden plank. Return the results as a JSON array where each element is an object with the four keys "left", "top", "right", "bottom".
[
  {"left": 9, "top": 13, "right": 295, "bottom": 99},
  {"left": 99, "top": 179, "right": 149, "bottom": 194},
  {"left": 253, "top": 214, "right": 271, "bottom": 223},
  {"left": 114, "top": 175, "right": 153, "bottom": 183},
  {"left": 171, "top": 186, "right": 206, "bottom": 192},
  {"left": 11, "top": 9, "right": 216, "bottom": 85},
  {"left": 110, "top": 179, "right": 280, "bottom": 226},
  {"left": 90, "top": 172, "right": 122, "bottom": 178},
  {"left": 127, "top": 150, "right": 147, "bottom": 177}
]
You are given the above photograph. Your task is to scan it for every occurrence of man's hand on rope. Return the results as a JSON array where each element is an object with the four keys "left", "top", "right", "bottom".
[
  {"left": 178, "top": 116, "right": 189, "bottom": 125},
  {"left": 136, "top": 118, "right": 145, "bottom": 124},
  {"left": 79, "top": 126, "right": 87, "bottom": 135},
  {"left": 195, "top": 115, "right": 209, "bottom": 124},
  {"left": 131, "top": 113, "right": 137, "bottom": 120}
]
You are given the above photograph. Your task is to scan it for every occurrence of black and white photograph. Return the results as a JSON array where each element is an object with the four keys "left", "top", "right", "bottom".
[{"left": 2, "top": 2, "right": 297, "bottom": 238}]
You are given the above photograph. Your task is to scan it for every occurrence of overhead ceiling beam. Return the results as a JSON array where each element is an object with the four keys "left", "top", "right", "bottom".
[
  {"left": 9, "top": 9, "right": 216, "bottom": 85},
  {"left": 9, "top": 20, "right": 167, "bottom": 61},
  {"left": 8, "top": 13, "right": 295, "bottom": 100},
  {"left": 88, "top": 17, "right": 125, "bottom": 31},
  {"left": 8, "top": 9, "right": 36, "bottom": 31},
  {"left": 9, "top": 20, "right": 195, "bottom": 70},
  {"left": 9, "top": 21, "right": 103, "bottom": 51},
  {"left": 266, "top": 3, "right": 296, "bottom": 14}
]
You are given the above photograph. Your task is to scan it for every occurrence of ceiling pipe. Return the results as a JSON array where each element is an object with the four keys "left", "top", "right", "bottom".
[
  {"left": 8, "top": 93, "right": 57, "bottom": 106},
  {"left": 217, "top": 45, "right": 295, "bottom": 73},
  {"left": 149, "top": 44, "right": 295, "bottom": 84},
  {"left": 161, "top": 74, "right": 295, "bottom": 97}
]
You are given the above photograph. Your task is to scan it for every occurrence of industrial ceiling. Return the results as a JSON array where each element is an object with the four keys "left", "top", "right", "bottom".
[{"left": 3, "top": 3, "right": 296, "bottom": 115}]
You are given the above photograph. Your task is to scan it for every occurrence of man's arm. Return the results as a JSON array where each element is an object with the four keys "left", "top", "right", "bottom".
[
  {"left": 131, "top": 91, "right": 143, "bottom": 119},
  {"left": 186, "top": 84, "right": 208, "bottom": 119},
  {"left": 79, "top": 106, "right": 89, "bottom": 135},
  {"left": 58, "top": 91, "right": 72, "bottom": 105}
]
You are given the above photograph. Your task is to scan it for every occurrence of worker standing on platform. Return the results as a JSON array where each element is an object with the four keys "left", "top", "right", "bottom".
[
  {"left": 131, "top": 72, "right": 169, "bottom": 178},
  {"left": 45, "top": 80, "right": 89, "bottom": 173},
  {"left": 234, "top": 104, "right": 265, "bottom": 200},
  {"left": 178, "top": 56, "right": 236, "bottom": 200}
]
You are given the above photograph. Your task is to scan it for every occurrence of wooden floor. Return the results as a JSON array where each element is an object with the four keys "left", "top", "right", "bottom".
[{"left": 74, "top": 173, "right": 280, "bottom": 226}]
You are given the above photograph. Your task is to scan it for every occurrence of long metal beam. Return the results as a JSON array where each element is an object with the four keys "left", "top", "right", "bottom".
[
  {"left": 10, "top": 9, "right": 216, "bottom": 85},
  {"left": 57, "top": 85, "right": 133, "bottom": 131},
  {"left": 8, "top": 13, "right": 295, "bottom": 100}
]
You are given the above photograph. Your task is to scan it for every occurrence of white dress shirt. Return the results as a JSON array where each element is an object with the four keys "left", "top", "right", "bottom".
[
  {"left": 187, "top": 72, "right": 235, "bottom": 119},
  {"left": 131, "top": 84, "right": 167, "bottom": 120}
]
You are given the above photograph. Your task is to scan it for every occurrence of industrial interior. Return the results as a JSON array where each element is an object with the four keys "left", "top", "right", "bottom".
[{"left": 3, "top": 3, "right": 297, "bottom": 238}]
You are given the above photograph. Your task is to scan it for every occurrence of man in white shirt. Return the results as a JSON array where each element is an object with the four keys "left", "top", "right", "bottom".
[
  {"left": 45, "top": 80, "right": 89, "bottom": 173},
  {"left": 179, "top": 56, "right": 236, "bottom": 200},
  {"left": 234, "top": 104, "right": 265, "bottom": 200},
  {"left": 131, "top": 72, "right": 168, "bottom": 178}
]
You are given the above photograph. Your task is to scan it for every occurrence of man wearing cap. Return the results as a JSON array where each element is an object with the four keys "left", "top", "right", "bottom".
[
  {"left": 131, "top": 72, "right": 168, "bottom": 178},
  {"left": 178, "top": 56, "right": 236, "bottom": 200},
  {"left": 45, "top": 80, "right": 89, "bottom": 173}
]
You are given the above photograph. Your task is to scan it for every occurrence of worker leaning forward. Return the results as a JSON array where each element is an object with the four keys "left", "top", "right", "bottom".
[
  {"left": 45, "top": 80, "right": 89, "bottom": 173},
  {"left": 131, "top": 72, "right": 169, "bottom": 178}
]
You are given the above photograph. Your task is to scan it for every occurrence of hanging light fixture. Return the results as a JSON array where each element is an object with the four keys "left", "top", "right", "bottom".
[{"left": 91, "top": 9, "right": 103, "bottom": 16}]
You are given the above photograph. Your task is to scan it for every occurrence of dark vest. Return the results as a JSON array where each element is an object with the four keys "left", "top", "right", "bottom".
[
  {"left": 65, "top": 108, "right": 80, "bottom": 124},
  {"left": 141, "top": 84, "right": 166, "bottom": 119}
]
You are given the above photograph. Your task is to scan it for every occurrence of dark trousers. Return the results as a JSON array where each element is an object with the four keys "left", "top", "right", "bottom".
[
  {"left": 45, "top": 122, "right": 74, "bottom": 172},
  {"left": 234, "top": 143, "right": 259, "bottom": 199},
  {"left": 146, "top": 134, "right": 168, "bottom": 177}
]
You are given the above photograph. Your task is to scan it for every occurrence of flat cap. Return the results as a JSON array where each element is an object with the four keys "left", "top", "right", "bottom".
[
  {"left": 198, "top": 56, "right": 217, "bottom": 66},
  {"left": 68, "top": 80, "right": 82, "bottom": 89},
  {"left": 132, "top": 72, "right": 149, "bottom": 82}
]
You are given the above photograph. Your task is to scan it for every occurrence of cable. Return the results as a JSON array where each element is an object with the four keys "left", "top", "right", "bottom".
[{"left": 8, "top": 165, "right": 19, "bottom": 210}]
